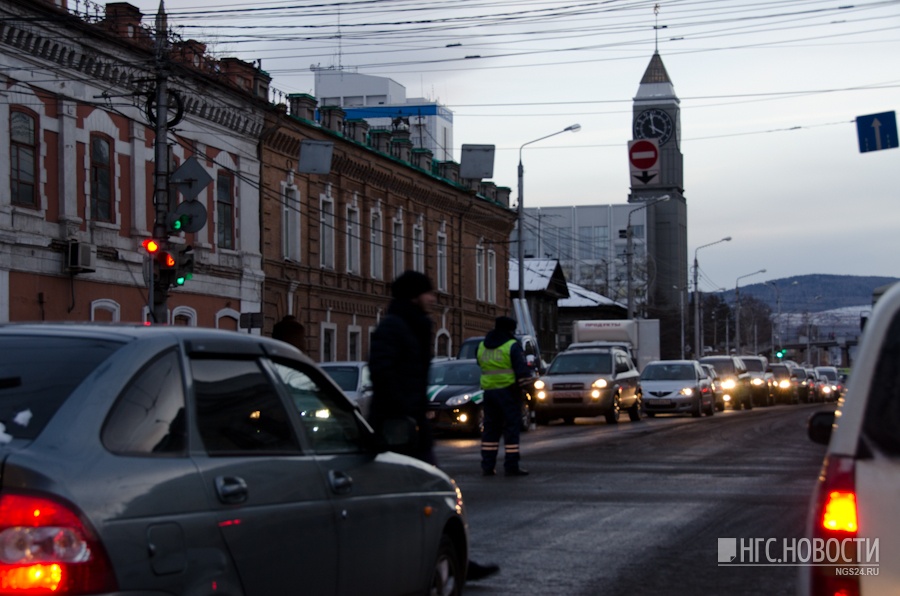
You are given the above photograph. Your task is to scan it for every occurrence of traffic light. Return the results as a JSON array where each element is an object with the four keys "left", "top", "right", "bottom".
[
  {"left": 175, "top": 246, "right": 194, "bottom": 286},
  {"left": 167, "top": 212, "right": 193, "bottom": 233},
  {"left": 776, "top": 348, "right": 786, "bottom": 359}
]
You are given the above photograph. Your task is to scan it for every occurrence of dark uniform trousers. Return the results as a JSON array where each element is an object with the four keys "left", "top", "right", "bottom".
[{"left": 480, "top": 385, "right": 522, "bottom": 473}]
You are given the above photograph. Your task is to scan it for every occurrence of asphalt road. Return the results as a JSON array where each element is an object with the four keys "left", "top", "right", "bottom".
[{"left": 434, "top": 403, "right": 831, "bottom": 595}]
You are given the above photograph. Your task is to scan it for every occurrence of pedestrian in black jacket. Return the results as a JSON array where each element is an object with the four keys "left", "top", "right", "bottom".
[{"left": 368, "top": 270, "right": 500, "bottom": 582}]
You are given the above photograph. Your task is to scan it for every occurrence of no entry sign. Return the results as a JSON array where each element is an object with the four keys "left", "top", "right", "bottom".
[{"left": 628, "top": 139, "right": 659, "bottom": 170}]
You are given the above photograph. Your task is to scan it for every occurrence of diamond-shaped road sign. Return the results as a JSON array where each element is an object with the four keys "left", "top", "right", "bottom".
[{"left": 171, "top": 156, "right": 213, "bottom": 201}]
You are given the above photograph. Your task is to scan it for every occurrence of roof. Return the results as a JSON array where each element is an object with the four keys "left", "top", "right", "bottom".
[
  {"left": 634, "top": 52, "right": 678, "bottom": 102},
  {"left": 508, "top": 258, "right": 569, "bottom": 297},
  {"left": 559, "top": 282, "right": 625, "bottom": 309}
]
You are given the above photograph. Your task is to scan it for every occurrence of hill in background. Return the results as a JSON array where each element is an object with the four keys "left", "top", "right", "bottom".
[{"left": 716, "top": 274, "right": 899, "bottom": 314}]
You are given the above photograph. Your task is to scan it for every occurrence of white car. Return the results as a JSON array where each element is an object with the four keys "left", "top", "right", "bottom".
[
  {"left": 640, "top": 360, "right": 715, "bottom": 417},
  {"left": 319, "top": 361, "right": 373, "bottom": 418},
  {"left": 802, "top": 282, "right": 900, "bottom": 595}
]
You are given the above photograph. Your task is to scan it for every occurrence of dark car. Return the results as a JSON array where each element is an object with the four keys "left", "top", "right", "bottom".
[
  {"left": 739, "top": 355, "right": 774, "bottom": 407},
  {"left": 532, "top": 348, "right": 641, "bottom": 425},
  {"left": 458, "top": 334, "right": 545, "bottom": 374},
  {"left": 0, "top": 324, "right": 468, "bottom": 595},
  {"left": 698, "top": 355, "right": 752, "bottom": 410},
  {"left": 794, "top": 366, "right": 818, "bottom": 403},
  {"left": 701, "top": 363, "right": 726, "bottom": 411},
  {"left": 769, "top": 362, "right": 799, "bottom": 404}
]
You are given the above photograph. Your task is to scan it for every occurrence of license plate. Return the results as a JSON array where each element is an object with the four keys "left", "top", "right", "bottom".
[
  {"left": 553, "top": 391, "right": 581, "bottom": 398},
  {"left": 652, "top": 399, "right": 673, "bottom": 406},
  {"left": 425, "top": 411, "right": 436, "bottom": 419}
]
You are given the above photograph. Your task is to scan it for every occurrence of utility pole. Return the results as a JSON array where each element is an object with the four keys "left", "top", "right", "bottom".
[{"left": 151, "top": 0, "right": 170, "bottom": 324}]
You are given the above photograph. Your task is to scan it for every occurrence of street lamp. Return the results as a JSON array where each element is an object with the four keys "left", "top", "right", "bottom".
[
  {"left": 673, "top": 285, "right": 685, "bottom": 359},
  {"left": 626, "top": 195, "right": 669, "bottom": 319},
  {"left": 734, "top": 268, "right": 766, "bottom": 354},
  {"left": 692, "top": 237, "right": 731, "bottom": 358},
  {"left": 517, "top": 124, "right": 581, "bottom": 303},
  {"left": 765, "top": 281, "right": 781, "bottom": 359}
]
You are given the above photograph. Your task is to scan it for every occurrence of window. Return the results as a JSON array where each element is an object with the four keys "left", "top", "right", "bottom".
[
  {"left": 321, "top": 324, "right": 336, "bottom": 362},
  {"left": 487, "top": 248, "right": 496, "bottom": 304},
  {"left": 10, "top": 110, "right": 37, "bottom": 208},
  {"left": 103, "top": 351, "right": 186, "bottom": 455},
  {"left": 348, "top": 328, "right": 361, "bottom": 360},
  {"left": 579, "top": 225, "right": 609, "bottom": 260},
  {"left": 370, "top": 208, "right": 383, "bottom": 280},
  {"left": 192, "top": 358, "right": 300, "bottom": 455},
  {"left": 271, "top": 361, "right": 363, "bottom": 454},
  {"left": 475, "top": 244, "right": 485, "bottom": 301},
  {"left": 346, "top": 204, "right": 360, "bottom": 275},
  {"left": 412, "top": 222, "right": 424, "bottom": 272},
  {"left": 436, "top": 230, "right": 447, "bottom": 291},
  {"left": 90, "top": 134, "right": 113, "bottom": 222},
  {"left": 320, "top": 188, "right": 335, "bottom": 269},
  {"left": 282, "top": 183, "right": 301, "bottom": 261},
  {"left": 392, "top": 218, "right": 404, "bottom": 276},
  {"left": 217, "top": 172, "right": 235, "bottom": 249}
]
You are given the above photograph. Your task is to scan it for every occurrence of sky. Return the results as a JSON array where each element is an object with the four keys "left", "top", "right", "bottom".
[{"left": 123, "top": 0, "right": 900, "bottom": 294}]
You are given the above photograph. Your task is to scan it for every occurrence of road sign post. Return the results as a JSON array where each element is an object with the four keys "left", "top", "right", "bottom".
[{"left": 628, "top": 139, "right": 660, "bottom": 185}]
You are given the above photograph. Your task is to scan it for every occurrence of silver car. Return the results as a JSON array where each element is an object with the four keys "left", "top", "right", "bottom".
[
  {"left": 319, "top": 360, "right": 374, "bottom": 417},
  {"left": 0, "top": 324, "right": 468, "bottom": 595},
  {"left": 640, "top": 360, "right": 715, "bottom": 417},
  {"left": 533, "top": 348, "right": 641, "bottom": 425}
]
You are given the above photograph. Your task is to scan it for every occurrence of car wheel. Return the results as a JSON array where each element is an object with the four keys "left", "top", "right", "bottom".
[
  {"left": 627, "top": 395, "right": 642, "bottom": 422},
  {"left": 704, "top": 397, "right": 715, "bottom": 416},
  {"left": 692, "top": 396, "right": 702, "bottom": 417},
  {"left": 562, "top": 416, "right": 575, "bottom": 425},
  {"left": 604, "top": 395, "right": 620, "bottom": 424},
  {"left": 646, "top": 411, "right": 656, "bottom": 418},
  {"left": 745, "top": 396, "right": 753, "bottom": 410},
  {"left": 535, "top": 413, "right": 549, "bottom": 426},
  {"left": 430, "top": 535, "right": 463, "bottom": 596}
]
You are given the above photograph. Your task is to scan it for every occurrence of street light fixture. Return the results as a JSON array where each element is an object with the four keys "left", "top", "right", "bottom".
[
  {"left": 625, "top": 195, "right": 670, "bottom": 319},
  {"left": 517, "top": 124, "right": 581, "bottom": 303},
  {"left": 765, "top": 281, "right": 781, "bottom": 360},
  {"left": 734, "top": 268, "right": 766, "bottom": 354},
  {"left": 692, "top": 237, "right": 731, "bottom": 358},
  {"left": 673, "top": 285, "right": 685, "bottom": 359}
]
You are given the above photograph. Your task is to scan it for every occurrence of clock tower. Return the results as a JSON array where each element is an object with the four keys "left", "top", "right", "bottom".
[{"left": 630, "top": 51, "right": 688, "bottom": 358}]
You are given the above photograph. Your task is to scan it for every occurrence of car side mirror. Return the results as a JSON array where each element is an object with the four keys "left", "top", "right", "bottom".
[{"left": 807, "top": 411, "right": 835, "bottom": 445}]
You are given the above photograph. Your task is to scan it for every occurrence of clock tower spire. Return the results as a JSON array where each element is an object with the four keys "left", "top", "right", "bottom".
[{"left": 630, "top": 50, "right": 687, "bottom": 359}]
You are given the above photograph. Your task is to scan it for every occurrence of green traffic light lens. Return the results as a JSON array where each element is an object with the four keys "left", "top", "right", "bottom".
[
  {"left": 176, "top": 277, "right": 186, "bottom": 285},
  {"left": 173, "top": 219, "right": 182, "bottom": 230}
]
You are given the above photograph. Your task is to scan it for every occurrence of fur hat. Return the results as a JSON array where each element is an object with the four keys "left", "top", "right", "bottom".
[
  {"left": 495, "top": 316, "right": 518, "bottom": 334},
  {"left": 391, "top": 270, "right": 434, "bottom": 300}
]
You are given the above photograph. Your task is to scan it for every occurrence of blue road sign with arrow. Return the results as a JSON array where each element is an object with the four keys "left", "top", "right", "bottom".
[{"left": 856, "top": 111, "right": 898, "bottom": 153}]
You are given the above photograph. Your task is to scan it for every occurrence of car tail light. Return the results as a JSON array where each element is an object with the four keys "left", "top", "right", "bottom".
[
  {"left": 0, "top": 493, "right": 117, "bottom": 594},
  {"left": 807, "top": 455, "right": 860, "bottom": 596}
]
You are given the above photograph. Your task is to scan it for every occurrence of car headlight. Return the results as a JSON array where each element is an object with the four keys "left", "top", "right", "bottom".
[
  {"left": 721, "top": 379, "right": 736, "bottom": 390},
  {"left": 679, "top": 387, "right": 694, "bottom": 396},
  {"left": 445, "top": 394, "right": 473, "bottom": 407},
  {"left": 534, "top": 379, "right": 545, "bottom": 390},
  {"left": 751, "top": 378, "right": 764, "bottom": 386},
  {"left": 778, "top": 379, "right": 790, "bottom": 388},
  {"left": 592, "top": 379, "right": 608, "bottom": 389}
]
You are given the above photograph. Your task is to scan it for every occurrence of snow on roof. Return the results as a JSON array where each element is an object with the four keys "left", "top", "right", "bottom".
[
  {"left": 508, "top": 258, "right": 560, "bottom": 292},
  {"left": 560, "top": 282, "right": 625, "bottom": 309}
]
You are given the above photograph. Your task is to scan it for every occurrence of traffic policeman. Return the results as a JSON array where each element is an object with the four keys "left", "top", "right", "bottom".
[{"left": 477, "top": 315, "right": 533, "bottom": 476}]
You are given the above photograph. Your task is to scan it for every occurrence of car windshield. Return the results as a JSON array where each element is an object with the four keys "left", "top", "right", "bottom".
[
  {"left": 0, "top": 336, "right": 124, "bottom": 440},
  {"left": 702, "top": 359, "right": 735, "bottom": 376},
  {"left": 641, "top": 364, "right": 695, "bottom": 381},
  {"left": 817, "top": 369, "right": 838, "bottom": 381},
  {"left": 429, "top": 362, "right": 482, "bottom": 385},
  {"left": 770, "top": 364, "right": 792, "bottom": 378},
  {"left": 321, "top": 366, "right": 360, "bottom": 391},
  {"left": 548, "top": 353, "right": 612, "bottom": 375},
  {"left": 742, "top": 359, "right": 765, "bottom": 372}
]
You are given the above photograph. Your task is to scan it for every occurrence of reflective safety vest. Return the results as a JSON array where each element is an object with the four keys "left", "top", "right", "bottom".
[{"left": 477, "top": 339, "right": 516, "bottom": 389}]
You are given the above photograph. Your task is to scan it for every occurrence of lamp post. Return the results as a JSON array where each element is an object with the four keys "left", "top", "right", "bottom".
[
  {"left": 765, "top": 281, "right": 781, "bottom": 359},
  {"left": 734, "top": 268, "right": 766, "bottom": 354},
  {"left": 692, "top": 237, "right": 731, "bottom": 358},
  {"left": 517, "top": 124, "right": 581, "bottom": 303},
  {"left": 673, "top": 285, "right": 685, "bottom": 359},
  {"left": 626, "top": 195, "right": 669, "bottom": 319}
]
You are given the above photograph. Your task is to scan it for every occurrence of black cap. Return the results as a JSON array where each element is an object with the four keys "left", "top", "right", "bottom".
[
  {"left": 391, "top": 270, "right": 434, "bottom": 300},
  {"left": 495, "top": 316, "right": 518, "bottom": 334}
]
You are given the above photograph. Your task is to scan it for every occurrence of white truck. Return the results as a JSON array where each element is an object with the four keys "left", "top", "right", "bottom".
[{"left": 569, "top": 319, "right": 661, "bottom": 371}]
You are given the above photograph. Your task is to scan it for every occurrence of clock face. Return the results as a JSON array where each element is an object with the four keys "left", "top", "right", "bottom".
[{"left": 634, "top": 109, "right": 674, "bottom": 146}]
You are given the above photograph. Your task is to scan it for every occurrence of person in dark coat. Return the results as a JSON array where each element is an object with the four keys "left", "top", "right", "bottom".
[
  {"left": 477, "top": 315, "right": 533, "bottom": 476},
  {"left": 368, "top": 270, "right": 438, "bottom": 463},
  {"left": 368, "top": 270, "right": 499, "bottom": 581}
]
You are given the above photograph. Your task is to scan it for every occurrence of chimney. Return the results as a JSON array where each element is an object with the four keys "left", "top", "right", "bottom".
[
  {"left": 288, "top": 93, "right": 317, "bottom": 122},
  {"left": 370, "top": 129, "right": 392, "bottom": 154},
  {"left": 220, "top": 57, "right": 255, "bottom": 94},
  {"left": 173, "top": 39, "right": 207, "bottom": 70},
  {"left": 392, "top": 138, "right": 412, "bottom": 162},
  {"left": 479, "top": 181, "right": 498, "bottom": 201},
  {"left": 320, "top": 106, "right": 345, "bottom": 134},
  {"left": 345, "top": 119, "right": 370, "bottom": 144},
  {"left": 496, "top": 186, "right": 512, "bottom": 207},
  {"left": 411, "top": 148, "right": 433, "bottom": 172},
  {"left": 437, "top": 161, "right": 460, "bottom": 183}
]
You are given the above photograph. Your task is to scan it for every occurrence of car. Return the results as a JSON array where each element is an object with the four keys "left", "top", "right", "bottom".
[
  {"left": 457, "top": 333, "right": 545, "bottom": 374},
  {"left": 319, "top": 360, "right": 373, "bottom": 417},
  {"left": 802, "top": 282, "right": 900, "bottom": 595},
  {"left": 0, "top": 323, "right": 468, "bottom": 596},
  {"left": 532, "top": 348, "right": 641, "bottom": 425},
  {"left": 739, "top": 355, "right": 775, "bottom": 407},
  {"left": 698, "top": 355, "right": 753, "bottom": 410},
  {"left": 639, "top": 360, "right": 715, "bottom": 417},
  {"left": 794, "top": 366, "right": 818, "bottom": 403},
  {"left": 701, "top": 363, "right": 726, "bottom": 411},
  {"left": 814, "top": 365, "right": 843, "bottom": 401},
  {"left": 768, "top": 362, "right": 799, "bottom": 404}
]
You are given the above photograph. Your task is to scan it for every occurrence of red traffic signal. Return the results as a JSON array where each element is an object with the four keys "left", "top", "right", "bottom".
[
  {"left": 142, "top": 238, "right": 161, "bottom": 254},
  {"left": 159, "top": 251, "right": 176, "bottom": 269}
]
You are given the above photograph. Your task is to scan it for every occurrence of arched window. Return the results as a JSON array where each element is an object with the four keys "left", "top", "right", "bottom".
[
  {"left": 10, "top": 108, "right": 38, "bottom": 208},
  {"left": 172, "top": 306, "right": 197, "bottom": 326},
  {"left": 91, "top": 299, "right": 120, "bottom": 322}
]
